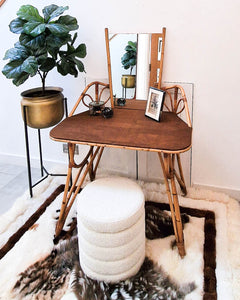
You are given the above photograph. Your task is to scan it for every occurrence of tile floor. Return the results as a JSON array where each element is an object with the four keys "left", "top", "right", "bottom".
[{"left": 0, "top": 163, "right": 40, "bottom": 215}]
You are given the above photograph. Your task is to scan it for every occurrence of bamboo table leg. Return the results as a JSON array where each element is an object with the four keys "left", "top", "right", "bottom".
[
  {"left": 158, "top": 152, "right": 186, "bottom": 258},
  {"left": 55, "top": 144, "right": 104, "bottom": 238}
]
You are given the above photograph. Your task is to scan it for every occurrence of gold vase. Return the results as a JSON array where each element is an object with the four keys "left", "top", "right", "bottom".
[
  {"left": 21, "top": 87, "right": 64, "bottom": 129},
  {"left": 121, "top": 75, "right": 136, "bottom": 88}
]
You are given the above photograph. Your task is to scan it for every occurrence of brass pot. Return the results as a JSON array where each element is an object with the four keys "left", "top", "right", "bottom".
[
  {"left": 121, "top": 75, "right": 136, "bottom": 88},
  {"left": 21, "top": 87, "right": 64, "bottom": 129}
]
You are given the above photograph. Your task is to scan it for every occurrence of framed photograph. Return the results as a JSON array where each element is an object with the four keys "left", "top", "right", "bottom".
[{"left": 145, "top": 87, "right": 165, "bottom": 121}]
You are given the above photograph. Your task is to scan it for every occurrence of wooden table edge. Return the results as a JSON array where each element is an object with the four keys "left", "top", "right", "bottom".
[{"left": 50, "top": 136, "right": 192, "bottom": 154}]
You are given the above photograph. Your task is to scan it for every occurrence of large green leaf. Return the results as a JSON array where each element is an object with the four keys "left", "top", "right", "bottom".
[
  {"left": 17, "top": 5, "right": 44, "bottom": 22},
  {"left": 57, "top": 15, "right": 78, "bottom": 31},
  {"left": 46, "top": 23, "right": 70, "bottom": 36},
  {"left": 57, "top": 57, "right": 78, "bottom": 77},
  {"left": 21, "top": 56, "right": 38, "bottom": 75},
  {"left": 47, "top": 47, "right": 58, "bottom": 60},
  {"left": 56, "top": 57, "right": 69, "bottom": 76},
  {"left": 68, "top": 63, "right": 78, "bottom": 76},
  {"left": 9, "top": 18, "right": 26, "bottom": 34},
  {"left": 126, "top": 41, "right": 137, "bottom": 51},
  {"left": 2, "top": 56, "right": 37, "bottom": 80},
  {"left": 128, "top": 58, "right": 136, "bottom": 66},
  {"left": 36, "top": 52, "right": 48, "bottom": 63},
  {"left": 46, "top": 33, "right": 71, "bottom": 49},
  {"left": 73, "top": 58, "right": 85, "bottom": 72},
  {"left": 74, "top": 44, "right": 87, "bottom": 58},
  {"left": 2, "top": 60, "right": 24, "bottom": 79},
  {"left": 20, "top": 33, "right": 46, "bottom": 50},
  {"left": 13, "top": 73, "right": 30, "bottom": 86},
  {"left": 121, "top": 52, "right": 130, "bottom": 62},
  {"left": 59, "top": 43, "right": 86, "bottom": 59},
  {"left": 3, "top": 43, "right": 29, "bottom": 60},
  {"left": 39, "top": 57, "right": 56, "bottom": 72},
  {"left": 43, "top": 5, "right": 68, "bottom": 23},
  {"left": 23, "top": 21, "right": 46, "bottom": 37}
]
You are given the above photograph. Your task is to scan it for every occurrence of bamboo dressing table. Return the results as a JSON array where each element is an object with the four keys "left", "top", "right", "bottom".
[{"left": 50, "top": 28, "right": 192, "bottom": 258}]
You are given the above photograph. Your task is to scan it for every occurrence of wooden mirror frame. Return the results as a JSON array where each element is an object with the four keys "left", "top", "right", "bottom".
[
  {"left": 105, "top": 27, "right": 166, "bottom": 105},
  {"left": 0, "top": 0, "right": 6, "bottom": 7}
]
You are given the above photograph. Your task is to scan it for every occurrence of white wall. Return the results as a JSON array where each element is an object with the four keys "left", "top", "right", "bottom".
[{"left": 0, "top": 0, "right": 239, "bottom": 197}]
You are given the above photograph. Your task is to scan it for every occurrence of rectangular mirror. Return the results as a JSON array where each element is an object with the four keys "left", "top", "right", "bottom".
[{"left": 105, "top": 28, "right": 166, "bottom": 104}]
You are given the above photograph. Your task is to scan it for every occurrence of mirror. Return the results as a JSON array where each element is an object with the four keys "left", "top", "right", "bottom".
[{"left": 105, "top": 28, "right": 166, "bottom": 104}]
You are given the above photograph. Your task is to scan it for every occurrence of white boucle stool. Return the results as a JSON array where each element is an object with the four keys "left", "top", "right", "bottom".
[{"left": 77, "top": 177, "right": 145, "bottom": 283}]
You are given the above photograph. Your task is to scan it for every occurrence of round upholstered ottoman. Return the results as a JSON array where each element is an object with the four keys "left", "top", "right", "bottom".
[{"left": 77, "top": 177, "right": 145, "bottom": 282}]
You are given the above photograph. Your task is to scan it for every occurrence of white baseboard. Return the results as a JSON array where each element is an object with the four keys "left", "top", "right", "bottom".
[
  {"left": 192, "top": 183, "right": 240, "bottom": 201},
  {"left": 0, "top": 153, "right": 26, "bottom": 166},
  {"left": 0, "top": 153, "right": 67, "bottom": 170}
]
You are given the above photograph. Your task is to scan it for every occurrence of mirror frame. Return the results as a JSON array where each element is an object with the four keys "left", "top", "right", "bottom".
[
  {"left": 0, "top": 0, "right": 6, "bottom": 7},
  {"left": 105, "top": 28, "right": 166, "bottom": 105}
]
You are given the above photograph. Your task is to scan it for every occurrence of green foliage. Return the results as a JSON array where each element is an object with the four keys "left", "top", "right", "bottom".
[
  {"left": 2, "top": 4, "right": 87, "bottom": 91},
  {"left": 121, "top": 41, "right": 137, "bottom": 75}
]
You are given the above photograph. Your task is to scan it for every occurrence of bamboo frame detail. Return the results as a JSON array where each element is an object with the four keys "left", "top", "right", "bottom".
[
  {"left": 69, "top": 81, "right": 111, "bottom": 117},
  {"left": 162, "top": 85, "right": 192, "bottom": 128},
  {"left": 55, "top": 145, "right": 104, "bottom": 237}
]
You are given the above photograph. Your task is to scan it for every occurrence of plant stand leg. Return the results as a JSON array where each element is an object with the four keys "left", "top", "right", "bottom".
[
  {"left": 23, "top": 105, "right": 33, "bottom": 198},
  {"left": 38, "top": 129, "right": 44, "bottom": 177}
]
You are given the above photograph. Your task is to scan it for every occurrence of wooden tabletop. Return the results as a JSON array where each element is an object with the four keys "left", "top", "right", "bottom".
[{"left": 50, "top": 108, "right": 192, "bottom": 153}]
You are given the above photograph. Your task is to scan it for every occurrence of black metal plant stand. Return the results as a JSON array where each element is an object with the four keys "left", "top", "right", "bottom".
[{"left": 23, "top": 98, "right": 69, "bottom": 197}]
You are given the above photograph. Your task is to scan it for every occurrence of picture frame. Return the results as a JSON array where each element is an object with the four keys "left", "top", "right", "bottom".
[{"left": 145, "top": 87, "right": 165, "bottom": 121}]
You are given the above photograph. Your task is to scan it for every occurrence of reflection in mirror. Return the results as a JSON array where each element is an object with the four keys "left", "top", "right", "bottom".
[
  {"left": 106, "top": 29, "right": 166, "bottom": 102},
  {"left": 109, "top": 34, "right": 137, "bottom": 100}
]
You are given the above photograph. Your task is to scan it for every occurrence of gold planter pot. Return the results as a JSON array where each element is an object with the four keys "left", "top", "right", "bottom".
[
  {"left": 21, "top": 87, "right": 64, "bottom": 129},
  {"left": 121, "top": 75, "right": 136, "bottom": 88}
]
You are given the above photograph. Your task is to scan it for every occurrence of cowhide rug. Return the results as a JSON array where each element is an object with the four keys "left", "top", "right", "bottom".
[{"left": 0, "top": 174, "right": 239, "bottom": 300}]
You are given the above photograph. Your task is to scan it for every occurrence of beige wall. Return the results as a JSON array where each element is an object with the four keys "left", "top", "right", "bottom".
[{"left": 0, "top": 0, "right": 239, "bottom": 197}]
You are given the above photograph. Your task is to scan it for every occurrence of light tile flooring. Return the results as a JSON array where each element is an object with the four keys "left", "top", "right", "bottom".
[{"left": 0, "top": 163, "right": 40, "bottom": 215}]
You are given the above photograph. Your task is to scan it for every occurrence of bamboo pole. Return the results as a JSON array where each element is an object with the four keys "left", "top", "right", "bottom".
[
  {"left": 158, "top": 27, "right": 166, "bottom": 89},
  {"left": 0, "top": 0, "right": 6, "bottom": 7},
  {"left": 158, "top": 152, "right": 178, "bottom": 240},
  {"left": 176, "top": 154, "right": 187, "bottom": 195},
  {"left": 105, "top": 28, "right": 114, "bottom": 108},
  {"left": 95, "top": 83, "right": 99, "bottom": 103},
  {"left": 93, "top": 146, "right": 104, "bottom": 175},
  {"left": 56, "top": 165, "right": 73, "bottom": 236},
  {"left": 158, "top": 152, "right": 186, "bottom": 257},
  {"left": 169, "top": 154, "right": 185, "bottom": 257}
]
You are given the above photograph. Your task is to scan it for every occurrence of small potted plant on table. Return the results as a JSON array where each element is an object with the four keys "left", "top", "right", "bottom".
[{"left": 2, "top": 4, "right": 87, "bottom": 129}]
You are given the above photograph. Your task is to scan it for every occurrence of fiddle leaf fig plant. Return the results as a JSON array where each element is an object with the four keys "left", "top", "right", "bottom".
[
  {"left": 2, "top": 4, "right": 86, "bottom": 93},
  {"left": 121, "top": 41, "right": 137, "bottom": 75}
]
